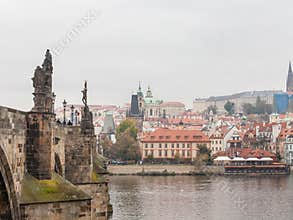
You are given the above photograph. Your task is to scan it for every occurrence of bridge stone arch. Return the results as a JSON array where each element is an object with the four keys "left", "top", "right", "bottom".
[{"left": 0, "top": 145, "right": 20, "bottom": 220}]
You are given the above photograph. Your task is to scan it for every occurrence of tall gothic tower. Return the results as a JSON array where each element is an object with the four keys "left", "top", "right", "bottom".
[{"left": 286, "top": 61, "right": 293, "bottom": 93}]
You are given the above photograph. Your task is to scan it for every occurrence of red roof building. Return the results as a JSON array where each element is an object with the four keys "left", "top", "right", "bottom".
[{"left": 140, "top": 128, "right": 210, "bottom": 161}]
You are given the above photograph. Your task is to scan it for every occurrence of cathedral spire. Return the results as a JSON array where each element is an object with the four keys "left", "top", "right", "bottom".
[
  {"left": 287, "top": 61, "right": 293, "bottom": 92},
  {"left": 137, "top": 81, "right": 144, "bottom": 98},
  {"left": 138, "top": 81, "right": 142, "bottom": 91}
]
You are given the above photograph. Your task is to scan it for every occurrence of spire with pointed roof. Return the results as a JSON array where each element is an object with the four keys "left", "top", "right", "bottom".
[
  {"left": 287, "top": 61, "right": 293, "bottom": 92},
  {"left": 137, "top": 81, "right": 144, "bottom": 97},
  {"left": 146, "top": 85, "right": 153, "bottom": 98}
]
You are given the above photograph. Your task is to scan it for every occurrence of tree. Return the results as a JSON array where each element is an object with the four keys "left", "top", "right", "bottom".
[
  {"left": 242, "top": 97, "right": 273, "bottom": 115},
  {"left": 99, "top": 136, "right": 112, "bottom": 158},
  {"left": 224, "top": 101, "right": 235, "bottom": 115},
  {"left": 116, "top": 119, "right": 138, "bottom": 140},
  {"left": 109, "top": 120, "right": 141, "bottom": 161},
  {"left": 196, "top": 144, "right": 212, "bottom": 165},
  {"left": 207, "top": 105, "right": 217, "bottom": 115},
  {"left": 242, "top": 103, "right": 256, "bottom": 115}
]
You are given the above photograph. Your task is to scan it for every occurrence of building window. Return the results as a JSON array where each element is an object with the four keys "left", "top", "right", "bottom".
[
  {"left": 145, "top": 143, "right": 148, "bottom": 148},
  {"left": 165, "top": 150, "right": 168, "bottom": 157},
  {"left": 187, "top": 150, "right": 190, "bottom": 157},
  {"left": 182, "top": 150, "right": 185, "bottom": 157},
  {"left": 159, "top": 143, "right": 162, "bottom": 148},
  {"left": 177, "top": 143, "right": 179, "bottom": 148},
  {"left": 151, "top": 144, "right": 154, "bottom": 148},
  {"left": 145, "top": 150, "right": 148, "bottom": 157},
  {"left": 219, "top": 140, "right": 221, "bottom": 144},
  {"left": 172, "top": 144, "right": 174, "bottom": 148},
  {"left": 182, "top": 143, "right": 185, "bottom": 148},
  {"left": 159, "top": 150, "right": 162, "bottom": 157},
  {"left": 18, "top": 144, "right": 22, "bottom": 153},
  {"left": 165, "top": 143, "right": 168, "bottom": 148},
  {"left": 187, "top": 143, "right": 190, "bottom": 148},
  {"left": 150, "top": 109, "right": 153, "bottom": 116},
  {"left": 171, "top": 150, "right": 175, "bottom": 156}
]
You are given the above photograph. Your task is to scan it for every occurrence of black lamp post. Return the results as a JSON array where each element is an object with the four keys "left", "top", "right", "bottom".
[
  {"left": 70, "top": 105, "right": 75, "bottom": 124},
  {"left": 63, "top": 99, "right": 67, "bottom": 125}
]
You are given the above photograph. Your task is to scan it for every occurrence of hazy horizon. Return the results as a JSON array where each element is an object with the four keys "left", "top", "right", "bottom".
[{"left": 1, "top": 0, "right": 292, "bottom": 111}]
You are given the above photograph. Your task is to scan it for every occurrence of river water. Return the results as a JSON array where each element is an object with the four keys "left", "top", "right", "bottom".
[{"left": 108, "top": 175, "right": 293, "bottom": 220}]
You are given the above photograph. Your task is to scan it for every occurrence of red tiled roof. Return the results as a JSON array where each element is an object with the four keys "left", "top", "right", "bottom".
[
  {"left": 168, "top": 118, "right": 205, "bottom": 125},
  {"left": 278, "top": 128, "right": 293, "bottom": 139},
  {"left": 225, "top": 148, "right": 276, "bottom": 159},
  {"left": 141, "top": 128, "right": 210, "bottom": 143}
]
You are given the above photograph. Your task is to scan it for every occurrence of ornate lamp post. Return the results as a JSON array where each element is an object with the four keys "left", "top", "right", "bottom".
[
  {"left": 62, "top": 99, "right": 67, "bottom": 125},
  {"left": 70, "top": 105, "right": 75, "bottom": 124}
]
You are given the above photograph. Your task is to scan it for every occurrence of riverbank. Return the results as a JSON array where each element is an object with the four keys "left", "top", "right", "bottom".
[{"left": 108, "top": 164, "right": 224, "bottom": 175}]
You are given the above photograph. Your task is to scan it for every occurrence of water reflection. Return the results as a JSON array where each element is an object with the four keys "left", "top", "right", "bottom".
[{"left": 109, "top": 175, "right": 293, "bottom": 220}]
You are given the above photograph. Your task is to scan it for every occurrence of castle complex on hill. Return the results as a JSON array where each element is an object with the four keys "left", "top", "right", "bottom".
[{"left": 193, "top": 62, "right": 293, "bottom": 114}]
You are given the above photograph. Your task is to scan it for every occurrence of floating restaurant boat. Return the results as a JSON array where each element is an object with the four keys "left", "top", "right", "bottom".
[
  {"left": 224, "top": 157, "right": 290, "bottom": 175},
  {"left": 213, "top": 148, "right": 290, "bottom": 175}
]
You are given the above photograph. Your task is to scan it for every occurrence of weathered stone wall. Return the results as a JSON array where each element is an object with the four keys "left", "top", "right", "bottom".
[
  {"left": 26, "top": 112, "right": 55, "bottom": 180},
  {"left": 108, "top": 164, "right": 196, "bottom": 175},
  {"left": 20, "top": 200, "right": 92, "bottom": 220},
  {"left": 0, "top": 106, "right": 112, "bottom": 220},
  {"left": 0, "top": 106, "right": 26, "bottom": 199},
  {"left": 78, "top": 183, "right": 111, "bottom": 220},
  {"left": 64, "top": 127, "right": 93, "bottom": 184},
  {"left": 52, "top": 125, "right": 66, "bottom": 177}
]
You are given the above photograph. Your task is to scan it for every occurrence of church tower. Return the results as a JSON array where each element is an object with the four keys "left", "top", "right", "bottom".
[
  {"left": 146, "top": 85, "right": 153, "bottom": 98},
  {"left": 286, "top": 61, "right": 293, "bottom": 93},
  {"left": 137, "top": 82, "right": 144, "bottom": 111}
]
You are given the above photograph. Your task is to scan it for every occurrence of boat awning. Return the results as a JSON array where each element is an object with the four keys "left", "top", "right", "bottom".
[
  {"left": 214, "top": 156, "right": 231, "bottom": 161},
  {"left": 259, "top": 157, "right": 273, "bottom": 161}
]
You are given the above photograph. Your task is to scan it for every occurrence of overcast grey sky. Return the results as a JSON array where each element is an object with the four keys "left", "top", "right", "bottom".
[{"left": 1, "top": 0, "right": 293, "bottom": 111}]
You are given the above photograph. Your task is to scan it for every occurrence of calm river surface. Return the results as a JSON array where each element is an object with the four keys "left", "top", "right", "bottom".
[{"left": 109, "top": 175, "right": 293, "bottom": 220}]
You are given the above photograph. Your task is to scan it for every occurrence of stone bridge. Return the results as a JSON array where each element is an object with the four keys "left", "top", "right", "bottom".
[{"left": 0, "top": 50, "right": 112, "bottom": 220}]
